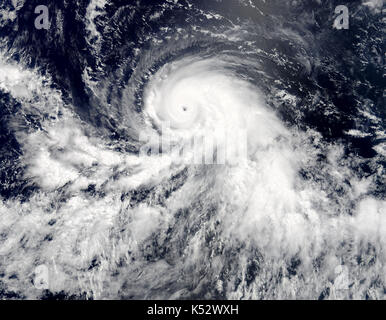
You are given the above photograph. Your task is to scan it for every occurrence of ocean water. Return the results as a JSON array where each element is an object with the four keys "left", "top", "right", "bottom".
[{"left": 0, "top": 0, "right": 385, "bottom": 299}]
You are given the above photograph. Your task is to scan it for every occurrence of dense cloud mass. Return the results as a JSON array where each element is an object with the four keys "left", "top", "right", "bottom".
[{"left": 0, "top": 0, "right": 385, "bottom": 299}]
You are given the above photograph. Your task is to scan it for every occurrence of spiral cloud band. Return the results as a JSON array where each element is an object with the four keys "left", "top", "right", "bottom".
[{"left": 0, "top": 0, "right": 384, "bottom": 300}]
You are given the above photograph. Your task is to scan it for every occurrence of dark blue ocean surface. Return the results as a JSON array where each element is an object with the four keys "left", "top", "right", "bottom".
[{"left": 0, "top": 0, "right": 384, "bottom": 299}]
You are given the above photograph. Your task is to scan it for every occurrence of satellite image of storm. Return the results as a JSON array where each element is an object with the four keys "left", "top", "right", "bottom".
[{"left": 0, "top": 0, "right": 384, "bottom": 301}]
